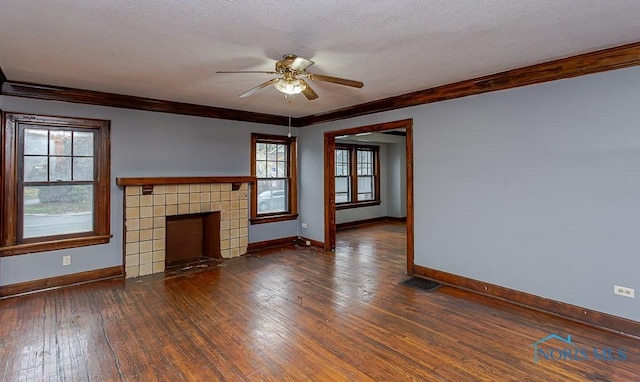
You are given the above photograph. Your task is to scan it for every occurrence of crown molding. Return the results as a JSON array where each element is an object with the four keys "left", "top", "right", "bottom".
[
  {"left": 2, "top": 41, "right": 639, "bottom": 127},
  {"left": 0, "top": 81, "right": 289, "bottom": 126},
  {"left": 298, "top": 41, "right": 640, "bottom": 126}
]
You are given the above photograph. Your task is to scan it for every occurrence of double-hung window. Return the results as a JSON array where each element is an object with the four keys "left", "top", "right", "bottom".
[
  {"left": 335, "top": 144, "right": 380, "bottom": 209},
  {"left": 335, "top": 147, "right": 351, "bottom": 203},
  {"left": 250, "top": 133, "right": 297, "bottom": 223},
  {"left": 1, "top": 113, "right": 111, "bottom": 256}
]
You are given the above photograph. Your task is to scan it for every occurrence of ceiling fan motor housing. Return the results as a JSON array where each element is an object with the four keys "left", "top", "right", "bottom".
[{"left": 276, "top": 54, "right": 298, "bottom": 73}]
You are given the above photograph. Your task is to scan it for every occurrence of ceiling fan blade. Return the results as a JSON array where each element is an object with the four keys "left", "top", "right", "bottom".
[
  {"left": 217, "top": 70, "right": 278, "bottom": 74},
  {"left": 239, "top": 78, "right": 279, "bottom": 98},
  {"left": 300, "top": 80, "right": 319, "bottom": 100},
  {"left": 308, "top": 73, "right": 364, "bottom": 88},
  {"left": 290, "top": 56, "right": 314, "bottom": 72}
]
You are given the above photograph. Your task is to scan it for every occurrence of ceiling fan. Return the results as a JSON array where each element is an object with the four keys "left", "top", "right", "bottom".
[{"left": 217, "top": 54, "right": 364, "bottom": 100}]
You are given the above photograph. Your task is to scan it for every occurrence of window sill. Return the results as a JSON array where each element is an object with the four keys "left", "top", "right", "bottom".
[
  {"left": 336, "top": 201, "right": 381, "bottom": 210},
  {"left": 0, "top": 234, "right": 112, "bottom": 257},
  {"left": 250, "top": 213, "right": 299, "bottom": 225}
]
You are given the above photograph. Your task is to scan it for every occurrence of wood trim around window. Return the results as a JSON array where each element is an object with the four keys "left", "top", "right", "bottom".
[
  {"left": 1, "top": 112, "right": 111, "bottom": 256},
  {"left": 335, "top": 200, "right": 381, "bottom": 210},
  {"left": 250, "top": 133, "right": 298, "bottom": 224},
  {"left": 334, "top": 143, "right": 381, "bottom": 209}
]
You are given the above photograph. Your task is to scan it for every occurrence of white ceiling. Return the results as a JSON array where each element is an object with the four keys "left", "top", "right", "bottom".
[{"left": 1, "top": 1, "right": 639, "bottom": 118}]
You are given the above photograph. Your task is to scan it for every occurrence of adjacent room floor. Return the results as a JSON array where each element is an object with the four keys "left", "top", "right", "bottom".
[{"left": 0, "top": 222, "right": 638, "bottom": 381}]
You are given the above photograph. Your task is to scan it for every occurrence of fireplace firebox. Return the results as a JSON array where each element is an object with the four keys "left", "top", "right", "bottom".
[{"left": 165, "top": 212, "right": 221, "bottom": 267}]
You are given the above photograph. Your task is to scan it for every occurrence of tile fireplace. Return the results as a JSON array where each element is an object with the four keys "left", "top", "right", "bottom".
[{"left": 117, "top": 177, "right": 254, "bottom": 278}]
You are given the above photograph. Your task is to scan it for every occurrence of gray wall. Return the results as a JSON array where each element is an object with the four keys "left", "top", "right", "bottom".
[
  {"left": 0, "top": 96, "right": 297, "bottom": 285},
  {"left": 298, "top": 66, "right": 640, "bottom": 322},
  {"left": 386, "top": 140, "right": 406, "bottom": 218}
]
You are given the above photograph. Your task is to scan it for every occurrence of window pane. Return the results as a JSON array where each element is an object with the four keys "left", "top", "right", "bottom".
[
  {"left": 267, "top": 161, "right": 277, "bottom": 178},
  {"left": 256, "top": 143, "right": 267, "bottom": 160},
  {"left": 267, "top": 144, "right": 277, "bottom": 161},
  {"left": 277, "top": 144, "right": 286, "bottom": 161},
  {"left": 23, "top": 185, "right": 94, "bottom": 238},
  {"left": 73, "top": 157, "right": 94, "bottom": 181},
  {"left": 49, "top": 130, "right": 72, "bottom": 156},
  {"left": 277, "top": 162, "right": 287, "bottom": 178},
  {"left": 24, "top": 156, "right": 48, "bottom": 181},
  {"left": 338, "top": 163, "right": 349, "bottom": 176},
  {"left": 357, "top": 176, "right": 374, "bottom": 201},
  {"left": 357, "top": 150, "right": 373, "bottom": 176},
  {"left": 24, "top": 128, "right": 48, "bottom": 155},
  {"left": 256, "top": 160, "right": 268, "bottom": 178},
  {"left": 335, "top": 177, "right": 351, "bottom": 203},
  {"left": 335, "top": 149, "right": 350, "bottom": 176},
  {"left": 73, "top": 131, "right": 94, "bottom": 156},
  {"left": 257, "top": 179, "right": 287, "bottom": 214},
  {"left": 49, "top": 156, "right": 72, "bottom": 181}
]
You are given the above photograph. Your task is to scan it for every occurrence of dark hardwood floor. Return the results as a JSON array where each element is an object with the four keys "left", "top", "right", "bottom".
[{"left": 0, "top": 222, "right": 638, "bottom": 381}]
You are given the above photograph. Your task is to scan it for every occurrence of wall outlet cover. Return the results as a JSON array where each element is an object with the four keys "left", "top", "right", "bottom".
[{"left": 614, "top": 285, "right": 634, "bottom": 298}]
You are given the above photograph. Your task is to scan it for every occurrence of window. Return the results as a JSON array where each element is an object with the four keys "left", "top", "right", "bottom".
[
  {"left": 335, "top": 144, "right": 380, "bottom": 209},
  {"left": 356, "top": 149, "right": 375, "bottom": 201},
  {"left": 250, "top": 133, "right": 297, "bottom": 224},
  {"left": 335, "top": 147, "right": 351, "bottom": 203},
  {"left": 1, "top": 113, "right": 111, "bottom": 256}
]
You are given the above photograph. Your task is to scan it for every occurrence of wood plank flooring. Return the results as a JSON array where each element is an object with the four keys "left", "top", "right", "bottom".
[{"left": 1, "top": 222, "right": 638, "bottom": 381}]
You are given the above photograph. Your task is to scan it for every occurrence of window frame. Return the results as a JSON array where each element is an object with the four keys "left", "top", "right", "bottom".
[
  {"left": 335, "top": 143, "right": 381, "bottom": 210},
  {"left": 1, "top": 112, "right": 111, "bottom": 256},
  {"left": 250, "top": 133, "right": 298, "bottom": 224}
]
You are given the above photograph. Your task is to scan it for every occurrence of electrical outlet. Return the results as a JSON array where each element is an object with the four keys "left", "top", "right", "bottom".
[
  {"left": 614, "top": 285, "right": 634, "bottom": 298},
  {"left": 301, "top": 223, "right": 307, "bottom": 228},
  {"left": 305, "top": 240, "right": 311, "bottom": 246},
  {"left": 62, "top": 255, "right": 71, "bottom": 266}
]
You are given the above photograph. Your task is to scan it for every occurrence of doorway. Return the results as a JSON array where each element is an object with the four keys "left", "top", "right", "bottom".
[{"left": 323, "top": 119, "right": 414, "bottom": 275}]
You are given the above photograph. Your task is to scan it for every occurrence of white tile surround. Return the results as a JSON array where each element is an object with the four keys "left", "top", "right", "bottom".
[{"left": 123, "top": 182, "right": 249, "bottom": 278}]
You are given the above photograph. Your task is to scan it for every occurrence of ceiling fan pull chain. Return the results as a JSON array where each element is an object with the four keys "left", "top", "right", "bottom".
[{"left": 287, "top": 96, "right": 292, "bottom": 138}]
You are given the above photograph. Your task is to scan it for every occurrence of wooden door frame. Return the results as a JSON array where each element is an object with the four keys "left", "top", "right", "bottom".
[{"left": 323, "top": 118, "right": 414, "bottom": 275}]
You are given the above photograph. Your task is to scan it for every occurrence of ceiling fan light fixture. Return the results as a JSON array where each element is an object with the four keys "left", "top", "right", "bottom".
[{"left": 274, "top": 78, "right": 306, "bottom": 95}]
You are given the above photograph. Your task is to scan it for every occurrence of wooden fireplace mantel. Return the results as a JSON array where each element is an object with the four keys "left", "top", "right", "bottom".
[{"left": 116, "top": 176, "right": 256, "bottom": 186}]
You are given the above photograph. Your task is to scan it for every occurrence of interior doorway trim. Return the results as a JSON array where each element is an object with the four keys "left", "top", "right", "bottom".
[{"left": 323, "top": 118, "right": 414, "bottom": 275}]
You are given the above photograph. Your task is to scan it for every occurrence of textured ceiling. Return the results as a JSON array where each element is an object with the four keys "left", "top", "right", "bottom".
[{"left": 1, "top": 1, "right": 639, "bottom": 118}]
